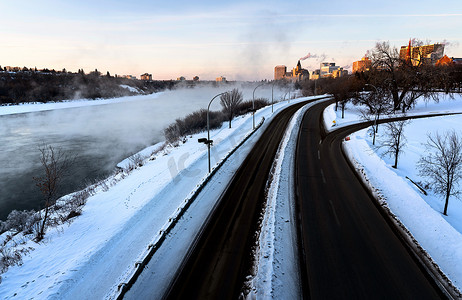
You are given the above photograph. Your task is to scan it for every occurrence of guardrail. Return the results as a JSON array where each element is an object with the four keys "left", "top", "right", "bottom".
[
  {"left": 405, "top": 176, "right": 428, "bottom": 196},
  {"left": 113, "top": 116, "right": 266, "bottom": 299}
]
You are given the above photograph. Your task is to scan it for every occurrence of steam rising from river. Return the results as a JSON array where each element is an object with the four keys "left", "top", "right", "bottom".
[{"left": 0, "top": 83, "right": 289, "bottom": 220}]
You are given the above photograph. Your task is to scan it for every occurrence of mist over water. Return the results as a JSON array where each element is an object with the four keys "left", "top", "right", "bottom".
[{"left": 0, "top": 83, "right": 289, "bottom": 220}]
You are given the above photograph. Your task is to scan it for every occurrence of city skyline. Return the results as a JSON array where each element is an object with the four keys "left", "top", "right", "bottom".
[{"left": 1, "top": 0, "right": 461, "bottom": 81}]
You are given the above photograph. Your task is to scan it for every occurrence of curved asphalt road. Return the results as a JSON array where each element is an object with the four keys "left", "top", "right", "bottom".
[
  {"left": 295, "top": 100, "right": 447, "bottom": 299},
  {"left": 163, "top": 101, "right": 312, "bottom": 300}
]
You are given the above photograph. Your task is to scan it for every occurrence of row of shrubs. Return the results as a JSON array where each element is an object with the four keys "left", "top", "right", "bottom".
[
  {"left": 0, "top": 191, "right": 91, "bottom": 242},
  {"left": 0, "top": 190, "right": 89, "bottom": 274},
  {"left": 164, "top": 98, "right": 269, "bottom": 143}
]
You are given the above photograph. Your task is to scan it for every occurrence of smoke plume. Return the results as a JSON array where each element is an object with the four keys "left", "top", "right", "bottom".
[
  {"left": 300, "top": 53, "right": 314, "bottom": 61},
  {"left": 300, "top": 52, "right": 328, "bottom": 62}
]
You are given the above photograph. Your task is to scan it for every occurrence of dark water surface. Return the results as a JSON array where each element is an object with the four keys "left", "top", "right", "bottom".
[{"left": 0, "top": 85, "right": 285, "bottom": 220}]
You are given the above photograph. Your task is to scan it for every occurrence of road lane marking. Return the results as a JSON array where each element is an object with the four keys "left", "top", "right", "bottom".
[
  {"left": 320, "top": 169, "right": 326, "bottom": 183},
  {"left": 329, "top": 200, "right": 341, "bottom": 226}
]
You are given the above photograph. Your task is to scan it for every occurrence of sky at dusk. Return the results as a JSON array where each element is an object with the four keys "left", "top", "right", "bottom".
[{"left": 1, "top": 0, "right": 461, "bottom": 81}]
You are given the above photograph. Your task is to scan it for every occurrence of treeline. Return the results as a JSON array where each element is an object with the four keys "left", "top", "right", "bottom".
[{"left": 0, "top": 70, "right": 178, "bottom": 104}]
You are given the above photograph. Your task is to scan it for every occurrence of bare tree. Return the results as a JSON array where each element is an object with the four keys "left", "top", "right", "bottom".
[
  {"left": 379, "top": 120, "right": 409, "bottom": 168},
  {"left": 357, "top": 88, "right": 393, "bottom": 145},
  {"left": 220, "top": 88, "right": 243, "bottom": 128},
  {"left": 369, "top": 41, "right": 401, "bottom": 110},
  {"left": 369, "top": 41, "right": 442, "bottom": 112},
  {"left": 417, "top": 131, "right": 462, "bottom": 215},
  {"left": 33, "top": 144, "right": 75, "bottom": 240}
]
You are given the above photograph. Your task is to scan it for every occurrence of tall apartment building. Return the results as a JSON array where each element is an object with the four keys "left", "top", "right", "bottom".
[
  {"left": 332, "top": 68, "right": 348, "bottom": 78},
  {"left": 353, "top": 57, "right": 371, "bottom": 73},
  {"left": 274, "top": 65, "right": 287, "bottom": 80},
  {"left": 320, "top": 62, "right": 339, "bottom": 77},
  {"left": 399, "top": 41, "right": 445, "bottom": 66}
]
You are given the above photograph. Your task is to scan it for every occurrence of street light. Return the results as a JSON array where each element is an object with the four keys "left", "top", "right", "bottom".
[
  {"left": 252, "top": 83, "right": 265, "bottom": 129},
  {"left": 365, "top": 83, "right": 379, "bottom": 140},
  {"left": 365, "top": 83, "right": 378, "bottom": 94},
  {"left": 198, "top": 92, "right": 226, "bottom": 173},
  {"left": 271, "top": 81, "right": 277, "bottom": 113}
]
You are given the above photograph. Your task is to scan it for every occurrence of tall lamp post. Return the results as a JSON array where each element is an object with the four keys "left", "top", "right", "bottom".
[
  {"left": 252, "top": 83, "right": 265, "bottom": 129},
  {"left": 198, "top": 92, "right": 226, "bottom": 173},
  {"left": 365, "top": 83, "right": 379, "bottom": 137},
  {"left": 365, "top": 83, "right": 378, "bottom": 94},
  {"left": 271, "top": 81, "right": 276, "bottom": 113}
]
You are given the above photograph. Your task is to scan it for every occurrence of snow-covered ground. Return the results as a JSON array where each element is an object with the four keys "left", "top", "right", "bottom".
[
  {"left": 324, "top": 93, "right": 462, "bottom": 292},
  {"left": 3, "top": 91, "right": 462, "bottom": 299},
  {"left": 0, "top": 93, "right": 324, "bottom": 299}
]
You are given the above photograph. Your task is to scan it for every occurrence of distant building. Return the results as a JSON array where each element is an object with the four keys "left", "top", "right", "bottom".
[
  {"left": 320, "top": 62, "right": 340, "bottom": 78},
  {"left": 140, "top": 73, "right": 152, "bottom": 81},
  {"left": 310, "top": 69, "right": 321, "bottom": 80},
  {"left": 177, "top": 76, "right": 186, "bottom": 81},
  {"left": 274, "top": 61, "right": 308, "bottom": 81},
  {"left": 353, "top": 56, "right": 371, "bottom": 73},
  {"left": 332, "top": 68, "right": 348, "bottom": 78},
  {"left": 292, "top": 60, "right": 309, "bottom": 81},
  {"left": 436, "top": 55, "right": 453, "bottom": 66},
  {"left": 399, "top": 40, "right": 445, "bottom": 66},
  {"left": 274, "top": 65, "right": 287, "bottom": 80},
  {"left": 216, "top": 76, "right": 226, "bottom": 82},
  {"left": 193, "top": 76, "right": 199, "bottom": 81},
  {"left": 121, "top": 75, "right": 136, "bottom": 80},
  {"left": 435, "top": 55, "right": 462, "bottom": 66}
]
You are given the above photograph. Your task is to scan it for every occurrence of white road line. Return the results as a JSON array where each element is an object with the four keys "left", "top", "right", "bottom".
[
  {"left": 329, "top": 200, "right": 341, "bottom": 226},
  {"left": 320, "top": 169, "right": 326, "bottom": 183}
]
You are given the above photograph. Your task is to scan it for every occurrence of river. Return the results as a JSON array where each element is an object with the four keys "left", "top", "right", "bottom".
[{"left": 0, "top": 83, "right": 287, "bottom": 220}]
